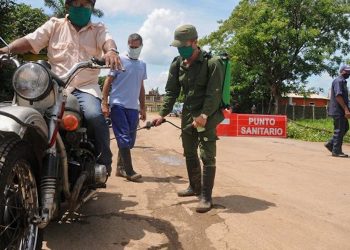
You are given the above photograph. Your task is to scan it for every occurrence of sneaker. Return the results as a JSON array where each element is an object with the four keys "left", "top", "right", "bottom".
[
  {"left": 115, "top": 167, "right": 127, "bottom": 177},
  {"left": 324, "top": 142, "right": 333, "bottom": 153},
  {"left": 332, "top": 152, "right": 348, "bottom": 158},
  {"left": 126, "top": 172, "right": 142, "bottom": 182}
]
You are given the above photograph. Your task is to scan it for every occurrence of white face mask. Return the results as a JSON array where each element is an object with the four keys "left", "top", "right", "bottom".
[{"left": 128, "top": 46, "right": 143, "bottom": 59}]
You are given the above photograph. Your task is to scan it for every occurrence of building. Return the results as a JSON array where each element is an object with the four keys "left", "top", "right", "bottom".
[
  {"left": 280, "top": 93, "right": 329, "bottom": 107},
  {"left": 279, "top": 93, "right": 330, "bottom": 119},
  {"left": 145, "top": 88, "right": 164, "bottom": 112}
]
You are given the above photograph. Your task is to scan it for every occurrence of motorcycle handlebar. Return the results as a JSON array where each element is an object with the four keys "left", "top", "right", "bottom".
[
  {"left": 92, "top": 57, "right": 126, "bottom": 72},
  {"left": 0, "top": 54, "right": 20, "bottom": 67},
  {"left": 0, "top": 53, "right": 122, "bottom": 88},
  {"left": 91, "top": 57, "right": 106, "bottom": 66}
]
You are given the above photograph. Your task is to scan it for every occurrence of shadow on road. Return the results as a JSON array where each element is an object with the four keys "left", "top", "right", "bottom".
[
  {"left": 214, "top": 195, "right": 276, "bottom": 214},
  {"left": 176, "top": 195, "right": 275, "bottom": 214},
  {"left": 43, "top": 192, "right": 183, "bottom": 250},
  {"left": 141, "top": 175, "right": 187, "bottom": 184}
]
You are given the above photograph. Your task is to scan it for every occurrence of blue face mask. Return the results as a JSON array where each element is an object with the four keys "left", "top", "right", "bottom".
[
  {"left": 177, "top": 46, "right": 194, "bottom": 59},
  {"left": 68, "top": 6, "right": 92, "bottom": 27}
]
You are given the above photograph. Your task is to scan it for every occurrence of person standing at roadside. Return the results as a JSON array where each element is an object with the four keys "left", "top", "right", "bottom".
[
  {"left": 153, "top": 24, "right": 225, "bottom": 213},
  {"left": 325, "top": 65, "right": 350, "bottom": 157},
  {"left": 102, "top": 33, "right": 146, "bottom": 181},
  {"left": 251, "top": 104, "right": 257, "bottom": 114}
]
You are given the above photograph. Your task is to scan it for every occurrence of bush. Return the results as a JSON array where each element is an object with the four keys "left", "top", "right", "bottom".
[{"left": 287, "top": 119, "right": 350, "bottom": 143}]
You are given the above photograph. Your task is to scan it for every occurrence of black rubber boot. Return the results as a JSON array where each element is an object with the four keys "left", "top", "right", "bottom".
[
  {"left": 115, "top": 150, "right": 127, "bottom": 177},
  {"left": 177, "top": 158, "right": 201, "bottom": 197},
  {"left": 119, "top": 148, "right": 142, "bottom": 181},
  {"left": 196, "top": 165, "right": 216, "bottom": 213}
]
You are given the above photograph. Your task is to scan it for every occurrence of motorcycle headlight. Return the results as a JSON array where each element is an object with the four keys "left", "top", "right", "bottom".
[{"left": 12, "top": 62, "right": 52, "bottom": 101}]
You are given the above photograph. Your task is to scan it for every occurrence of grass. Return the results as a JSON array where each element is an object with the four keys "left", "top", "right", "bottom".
[{"left": 287, "top": 118, "right": 350, "bottom": 143}]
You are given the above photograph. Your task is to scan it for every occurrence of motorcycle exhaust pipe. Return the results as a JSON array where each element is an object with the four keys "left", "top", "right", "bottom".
[
  {"left": 39, "top": 151, "right": 58, "bottom": 229},
  {"left": 56, "top": 134, "right": 71, "bottom": 200}
]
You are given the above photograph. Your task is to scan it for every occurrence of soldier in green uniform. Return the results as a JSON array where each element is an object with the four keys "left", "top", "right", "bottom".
[{"left": 153, "top": 24, "right": 225, "bottom": 213}]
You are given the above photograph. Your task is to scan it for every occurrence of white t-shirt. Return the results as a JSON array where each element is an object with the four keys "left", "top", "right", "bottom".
[{"left": 109, "top": 54, "right": 147, "bottom": 110}]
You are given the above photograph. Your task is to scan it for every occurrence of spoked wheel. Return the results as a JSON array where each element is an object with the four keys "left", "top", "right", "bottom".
[{"left": 0, "top": 137, "right": 42, "bottom": 250}]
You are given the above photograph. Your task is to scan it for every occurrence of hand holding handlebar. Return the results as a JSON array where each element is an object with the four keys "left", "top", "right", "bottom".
[
  {"left": 103, "top": 50, "right": 125, "bottom": 71},
  {"left": 91, "top": 57, "right": 125, "bottom": 71}
]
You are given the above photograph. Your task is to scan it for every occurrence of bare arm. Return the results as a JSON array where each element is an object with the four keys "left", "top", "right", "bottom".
[
  {"left": 102, "top": 39, "right": 117, "bottom": 53},
  {"left": 139, "top": 81, "right": 146, "bottom": 121},
  {"left": 336, "top": 95, "right": 350, "bottom": 118},
  {"left": 102, "top": 39, "right": 123, "bottom": 70},
  {"left": 0, "top": 37, "right": 33, "bottom": 54},
  {"left": 101, "top": 75, "right": 114, "bottom": 117}
]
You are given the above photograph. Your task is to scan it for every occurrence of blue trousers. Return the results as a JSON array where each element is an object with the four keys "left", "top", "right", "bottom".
[
  {"left": 110, "top": 105, "right": 139, "bottom": 149},
  {"left": 72, "top": 89, "right": 112, "bottom": 167},
  {"left": 329, "top": 116, "right": 349, "bottom": 153}
]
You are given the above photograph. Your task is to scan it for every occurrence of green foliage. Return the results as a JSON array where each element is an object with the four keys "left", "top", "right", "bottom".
[
  {"left": 0, "top": 2, "right": 48, "bottom": 101},
  {"left": 11, "top": 4, "right": 49, "bottom": 38},
  {"left": 201, "top": 0, "right": 350, "bottom": 114},
  {"left": 98, "top": 75, "right": 107, "bottom": 89},
  {"left": 44, "top": 0, "right": 65, "bottom": 18},
  {"left": 0, "top": 0, "right": 15, "bottom": 41},
  {"left": 287, "top": 119, "right": 350, "bottom": 143},
  {"left": 1, "top": 2, "right": 48, "bottom": 41}
]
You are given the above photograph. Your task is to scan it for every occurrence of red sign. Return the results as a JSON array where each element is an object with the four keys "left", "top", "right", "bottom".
[{"left": 217, "top": 111, "right": 287, "bottom": 138}]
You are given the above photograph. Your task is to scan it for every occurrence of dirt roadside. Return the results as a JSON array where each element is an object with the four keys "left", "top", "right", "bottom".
[{"left": 42, "top": 114, "right": 350, "bottom": 250}]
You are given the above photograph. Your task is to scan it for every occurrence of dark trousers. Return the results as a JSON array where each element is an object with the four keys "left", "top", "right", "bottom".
[
  {"left": 72, "top": 90, "right": 112, "bottom": 168},
  {"left": 329, "top": 116, "right": 349, "bottom": 153}
]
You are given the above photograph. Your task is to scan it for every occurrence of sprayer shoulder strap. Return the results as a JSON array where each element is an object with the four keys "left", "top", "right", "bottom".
[{"left": 204, "top": 52, "right": 231, "bottom": 109}]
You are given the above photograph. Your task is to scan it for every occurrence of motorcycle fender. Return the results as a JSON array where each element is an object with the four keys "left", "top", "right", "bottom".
[{"left": 0, "top": 105, "right": 48, "bottom": 141}]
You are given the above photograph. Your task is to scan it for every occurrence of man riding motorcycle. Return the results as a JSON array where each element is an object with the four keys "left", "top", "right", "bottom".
[{"left": 0, "top": 0, "right": 122, "bottom": 176}]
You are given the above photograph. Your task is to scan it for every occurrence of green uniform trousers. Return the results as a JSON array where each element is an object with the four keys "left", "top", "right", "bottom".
[{"left": 181, "top": 116, "right": 217, "bottom": 166}]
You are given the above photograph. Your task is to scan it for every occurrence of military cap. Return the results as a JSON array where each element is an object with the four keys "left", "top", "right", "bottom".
[
  {"left": 170, "top": 24, "right": 198, "bottom": 47},
  {"left": 340, "top": 65, "right": 350, "bottom": 73}
]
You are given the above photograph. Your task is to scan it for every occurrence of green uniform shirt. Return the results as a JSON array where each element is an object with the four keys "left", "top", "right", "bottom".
[{"left": 160, "top": 50, "right": 225, "bottom": 129}]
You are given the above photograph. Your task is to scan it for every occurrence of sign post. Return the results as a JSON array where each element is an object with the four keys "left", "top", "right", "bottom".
[{"left": 217, "top": 111, "right": 287, "bottom": 138}]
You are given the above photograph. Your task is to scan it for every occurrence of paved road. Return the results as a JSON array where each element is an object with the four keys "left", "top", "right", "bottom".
[{"left": 42, "top": 114, "right": 350, "bottom": 250}]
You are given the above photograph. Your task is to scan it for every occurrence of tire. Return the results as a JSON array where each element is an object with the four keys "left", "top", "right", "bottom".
[{"left": 0, "top": 137, "right": 43, "bottom": 250}]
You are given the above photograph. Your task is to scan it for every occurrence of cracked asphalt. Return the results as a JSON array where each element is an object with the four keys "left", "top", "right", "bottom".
[{"left": 42, "top": 114, "right": 350, "bottom": 250}]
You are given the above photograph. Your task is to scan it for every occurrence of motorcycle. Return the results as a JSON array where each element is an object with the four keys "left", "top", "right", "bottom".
[{"left": 0, "top": 39, "right": 110, "bottom": 249}]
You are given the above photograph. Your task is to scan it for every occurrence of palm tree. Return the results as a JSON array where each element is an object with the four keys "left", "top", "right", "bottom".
[{"left": 44, "top": 0, "right": 103, "bottom": 18}]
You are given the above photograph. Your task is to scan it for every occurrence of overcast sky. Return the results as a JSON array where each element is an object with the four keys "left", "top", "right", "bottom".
[{"left": 17, "top": 0, "right": 332, "bottom": 96}]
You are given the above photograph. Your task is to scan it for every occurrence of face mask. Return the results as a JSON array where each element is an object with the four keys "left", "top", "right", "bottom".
[
  {"left": 177, "top": 45, "right": 194, "bottom": 59},
  {"left": 128, "top": 46, "right": 143, "bottom": 60},
  {"left": 344, "top": 74, "right": 350, "bottom": 79},
  {"left": 68, "top": 6, "right": 92, "bottom": 27}
]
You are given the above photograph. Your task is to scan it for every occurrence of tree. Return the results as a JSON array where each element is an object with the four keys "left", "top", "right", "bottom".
[
  {"left": 1, "top": 2, "right": 48, "bottom": 42},
  {"left": 44, "top": 0, "right": 104, "bottom": 18},
  {"left": 0, "top": 3, "right": 48, "bottom": 101},
  {"left": 12, "top": 4, "right": 49, "bottom": 38},
  {"left": 201, "top": 0, "right": 350, "bottom": 114},
  {"left": 0, "top": 0, "right": 15, "bottom": 41},
  {"left": 98, "top": 75, "right": 107, "bottom": 89}
]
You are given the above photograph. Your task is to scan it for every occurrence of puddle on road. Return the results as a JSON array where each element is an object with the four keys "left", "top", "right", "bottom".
[{"left": 157, "top": 155, "right": 184, "bottom": 167}]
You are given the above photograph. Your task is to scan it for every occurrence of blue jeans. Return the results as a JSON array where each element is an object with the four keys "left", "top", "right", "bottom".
[
  {"left": 110, "top": 105, "right": 139, "bottom": 149},
  {"left": 72, "top": 89, "right": 112, "bottom": 168},
  {"left": 328, "top": 115, "right": 349, "bottom": 153}
]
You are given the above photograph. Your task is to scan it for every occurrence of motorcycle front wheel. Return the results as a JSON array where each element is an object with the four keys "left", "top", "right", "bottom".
[{"left": 0, "top": 137, "right": 43, "bottom": 250}]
